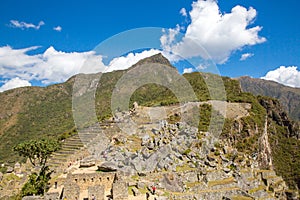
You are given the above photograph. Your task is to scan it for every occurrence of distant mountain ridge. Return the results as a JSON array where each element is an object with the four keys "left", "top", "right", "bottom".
[{"left": 238, "top": 76, "right": 300, "bottom": 121}]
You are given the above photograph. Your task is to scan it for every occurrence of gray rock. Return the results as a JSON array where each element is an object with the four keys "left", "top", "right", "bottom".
[
  {"left": 137, "top": 181, "right": 146, "bottom": 189},
  {"left": 144, "top": 145, "right": 172, "bottom": 172},
  {"left": 131, "top": 157, "right": 143, "bottom": 172},
  {"left": 98, "top": 162, "right": 118, "bottom": 172},
  {"left": 119, "top": 166, "right": 135, "bottom": 175},
  {"left": 6, "top": 166, "right": 13, "bottom": 173},
  {"left": 141, "top": 147, "right": 151, "bottom": 159},
  {"left": 80, "top": 156, "right": 96, "bottom": 168}
]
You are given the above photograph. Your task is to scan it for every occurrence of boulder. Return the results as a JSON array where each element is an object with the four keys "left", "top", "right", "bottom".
[
  {"left": 137, "top": 181, "right": 146, "bottom": 189},
  {"left": 98, "top": 162, "right": 118, "bottom": 172}
]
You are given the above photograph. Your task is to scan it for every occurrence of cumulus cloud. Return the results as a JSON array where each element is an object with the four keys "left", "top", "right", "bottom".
[
  {"left": 36, "top": 47, "right": 106, "bottom": 84},
  {"left": 183, "top": 68, "right": 194, "bottom": 74},
  {"left": 161, "top": 0, "right": 266, "bottom": 64},
  {"left": 261, "top": 66, "right": 300, "bottom": 88},
  {"left": 106, "top": 49, "right": 162, "bottom": 72},
  {"left": 180, "top": 8, "right": 187, "bottom": 17},
  {"left": 0, "top": 46, "right": 106, "bottom": 87},
  {"left": 53, "top": 26, "right": 62, "bottom": 32},
  {"left": 10, "top": 20, "right": 45, "bottom": 30},
  {"left": 0, "top": 77, "right": 31, "bottom": 92},
  {"left": 240, "top": 53, "right": 254, "bottom": 61},
  {"left": 0, "top": 46, "right": 41, "bottom": 69}
]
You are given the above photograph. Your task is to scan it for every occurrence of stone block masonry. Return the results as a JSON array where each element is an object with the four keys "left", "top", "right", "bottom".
[{"left": 113, "top": 181, "right": 128, "bottom": 200}]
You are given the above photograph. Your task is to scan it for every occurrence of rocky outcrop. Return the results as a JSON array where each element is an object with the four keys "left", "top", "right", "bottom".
[{"left": 258, "top": 96, "right": 300, "bottom": 139}]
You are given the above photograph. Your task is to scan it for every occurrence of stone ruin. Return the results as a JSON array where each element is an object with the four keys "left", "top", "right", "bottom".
[{"left": 23, "top": 172, "right": 128, "bottom": 200}]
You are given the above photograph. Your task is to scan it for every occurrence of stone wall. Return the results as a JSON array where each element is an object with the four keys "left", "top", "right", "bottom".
[
  {"left": 113, "top": 181, "right": 128, "bottom": 200},
  {"left": 88, "top": 185, "right": 105, "bottom": 200},
  {"left": 66, "top": 172, "right": 115, "bottom": 191},
  {"left": 63, "top": 182, "right": 80, "bottom": 199}
]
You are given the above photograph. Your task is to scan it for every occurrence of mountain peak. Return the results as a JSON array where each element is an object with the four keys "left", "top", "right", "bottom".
[{"left": 131, "top": 53, "right": 174, "bottom": 69}]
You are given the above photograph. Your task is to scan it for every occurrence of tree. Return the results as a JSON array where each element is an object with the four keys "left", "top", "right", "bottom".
[{"left": 14, "top": 139, "right": 60, "bottom": 196}]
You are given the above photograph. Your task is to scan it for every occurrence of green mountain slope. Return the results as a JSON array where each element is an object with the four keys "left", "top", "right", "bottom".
[{"left": 239, "top": 76, "right": 300, "bottom": 121}]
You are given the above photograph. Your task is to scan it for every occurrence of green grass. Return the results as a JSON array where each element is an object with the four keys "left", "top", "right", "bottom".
[{"left": 207, "top": 177, "right": 235, "bottom": 187}]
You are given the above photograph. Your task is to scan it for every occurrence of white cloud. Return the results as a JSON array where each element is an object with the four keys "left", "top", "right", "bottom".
[
  {"left": 240, "top": 53, "right": 254, "bottom": 61},
  {"left": 183, "top": 68, "right": 194, "bottom": 74},
  {"left": 0, "top": 46, "right": 41, "bottom": 69},
  {"left": 10, "top": 20, "right": 45, "bottom": 30},
  {"left": 0, "top": 46, "right": 106, "bottom": 87},
  {"left": 180, "top": 8, "right": 187, "bottom": 17},
  {"left": 161, "top": 0, "right": 266, "bottom": 64},
  {"left": 53, "top": 26, "right": 62, "bottom": 32},
  {"left": 0, "top": 77, "right": 31, "bottom": 92},
  {"left": 106, "top": 49, "right": 162, "bottom": 72},
  {"left": 261, "top": 66, "right": 300, "bottom": 88}
]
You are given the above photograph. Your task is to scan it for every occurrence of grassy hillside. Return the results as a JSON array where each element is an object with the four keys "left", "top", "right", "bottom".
[
  {"left": 0, "top": 81, "right": 75, "bottom": 163},
  {"left": 239, "top": 76, "right": 300, "bottom": 121}
]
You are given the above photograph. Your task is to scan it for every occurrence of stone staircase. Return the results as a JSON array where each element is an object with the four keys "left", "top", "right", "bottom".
[{"left": 48, "top": 124, "right": 107, "bottom": 172}]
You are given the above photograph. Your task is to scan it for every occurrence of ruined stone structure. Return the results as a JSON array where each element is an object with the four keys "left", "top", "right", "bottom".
[{"left": 61, "top": 172, "right": 116, "bottom": 199}]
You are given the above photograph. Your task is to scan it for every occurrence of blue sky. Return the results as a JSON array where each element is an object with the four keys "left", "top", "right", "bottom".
[{"left": 0, "top": 0, "right": 299, "bottom": 91}]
